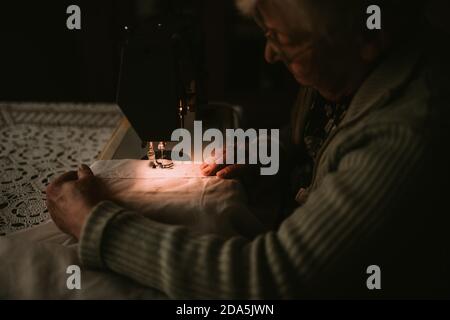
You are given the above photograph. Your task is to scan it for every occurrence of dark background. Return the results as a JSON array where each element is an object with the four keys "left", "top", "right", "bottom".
[
  {"left": 1, "top": 0, "right": 449, "bottom": 130},
  {"left": 0, "top": 0, "right": 298, "bottom": 129}
]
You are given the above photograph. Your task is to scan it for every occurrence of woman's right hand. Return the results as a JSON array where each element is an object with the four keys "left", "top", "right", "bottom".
[{"left": 200, "top": 147, "right": 258, "bottom": 179}]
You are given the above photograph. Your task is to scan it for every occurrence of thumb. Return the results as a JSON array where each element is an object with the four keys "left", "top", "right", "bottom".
[
  {"left": 216, "top": 164, "right": 246, "bottom": 179},
  {"left": 77, "top": 164, "right": 94, "bottom": 179}
]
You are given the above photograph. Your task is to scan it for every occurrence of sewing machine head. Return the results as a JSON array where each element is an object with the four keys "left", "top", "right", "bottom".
[{"left": 116, "top": 14, "right": 203, "bottom": 166}]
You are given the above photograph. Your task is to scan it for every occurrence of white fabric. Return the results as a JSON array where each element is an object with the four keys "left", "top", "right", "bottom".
[
  {"left": 91, "top": 160, "right": 266, "bottom": 237},
  {"left": 0, "top": 159, "right": 266, "bottom": 299},
  {"left": 1, "top": 221, "right": 163, "bottom": 299}
]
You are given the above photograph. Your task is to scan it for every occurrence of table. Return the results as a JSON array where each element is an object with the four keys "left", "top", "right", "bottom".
[
  {"left": 0, "top": 102, "right": 122, "bottom": 235},
  {"left": 98, "top": 118, "right": 146, "bottom": 160}
]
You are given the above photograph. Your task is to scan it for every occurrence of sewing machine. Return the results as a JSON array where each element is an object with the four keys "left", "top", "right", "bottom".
[
  {"left": 112, "top": 14, "right": 202, "bottom": 166},
  {"left": 101, "top": 15, "right": 244, "bottom": 164}
]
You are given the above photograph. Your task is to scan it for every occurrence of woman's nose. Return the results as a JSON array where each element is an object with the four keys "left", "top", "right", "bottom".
[{"left": 264, "top": 42, "right": 281, "bottom": 64}]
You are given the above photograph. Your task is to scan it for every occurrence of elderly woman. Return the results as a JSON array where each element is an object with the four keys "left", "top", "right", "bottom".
[{"left": 47, "top": 0, "right": 450, "bottom": 298}]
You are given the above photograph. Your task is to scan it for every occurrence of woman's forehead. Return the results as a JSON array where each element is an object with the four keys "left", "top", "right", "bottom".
[
  {"left": 257, "top": 1, "right": 310, "bottom": 36},
  {"left": 257, "top": 6, "right": 289, "bottom": 35}
]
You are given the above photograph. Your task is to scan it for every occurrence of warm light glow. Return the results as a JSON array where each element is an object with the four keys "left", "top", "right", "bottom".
[{"left": 92, "top": 160, "right": 205, "bottom": 179}]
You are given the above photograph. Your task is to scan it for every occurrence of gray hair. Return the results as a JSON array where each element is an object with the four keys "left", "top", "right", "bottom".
[
  {"left": 235, "top": 0, "right": 258, "bottom": 15},
  {"left": 236, "top": 0, "right": 425, "bottom": 42}
]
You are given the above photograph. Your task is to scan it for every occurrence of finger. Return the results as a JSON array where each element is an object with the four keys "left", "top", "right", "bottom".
[
  {"left": 202, "top": 163, "right": 227, "bottom": 176},
  {"left": 200, "top": 166, "right": 210, "bottom": 176},
  {"left": 78, "top": 164, "right": 94, "bottom": 179},
  {"left": 205, "top": 154, "right": 227, "bottom": 173},
  {"left": 216, "top": 164, "right": 246, "bottom": 179},
  {"left": 201, "top": 164, "right": 215, "bottom": 176},
  {"left": 46, "top": 197, "right": 58, "bottom": 220},
  {"left": 200, "top": 163, "right": 209, "bottom": 170},
  {"left": 46, "top": 198, "right": 70, "bottom": 235},
  {"left": 49, "top": 171, "right": 78, "bottom": 189}
]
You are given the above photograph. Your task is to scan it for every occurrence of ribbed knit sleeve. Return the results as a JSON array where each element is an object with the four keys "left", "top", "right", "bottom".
[{"left": 79, "top": 124, "right": 426, "bottom": 299}]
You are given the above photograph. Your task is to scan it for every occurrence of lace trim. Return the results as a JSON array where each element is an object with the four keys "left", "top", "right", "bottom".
[{"left": 0, "top": 103, "right": 121, "bottom": 235}]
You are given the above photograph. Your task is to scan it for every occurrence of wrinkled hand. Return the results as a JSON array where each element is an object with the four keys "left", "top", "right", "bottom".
[
  {"left": 201, "top": 147, "right": 259, "bottom": 179},
  {"left": 46, "top": 164, "right": 108, "bottom": 240}
]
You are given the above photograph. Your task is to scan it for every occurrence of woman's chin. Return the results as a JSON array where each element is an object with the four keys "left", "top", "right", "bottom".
[{"left": 293, "top": 73, "right": 312, "bottom": 87}]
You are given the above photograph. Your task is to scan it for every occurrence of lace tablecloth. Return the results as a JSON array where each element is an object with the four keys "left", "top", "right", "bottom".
[{"left": 0, "top": 102, "right": 122, "bottom": 235}]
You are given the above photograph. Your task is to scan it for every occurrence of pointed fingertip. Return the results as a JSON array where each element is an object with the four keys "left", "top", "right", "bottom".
[
  {"left": 216, "top": 171, "right": 226, "bottom": 179},
  {"left": 80, "top": 164, "right": 91, "bottom": 170}
]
